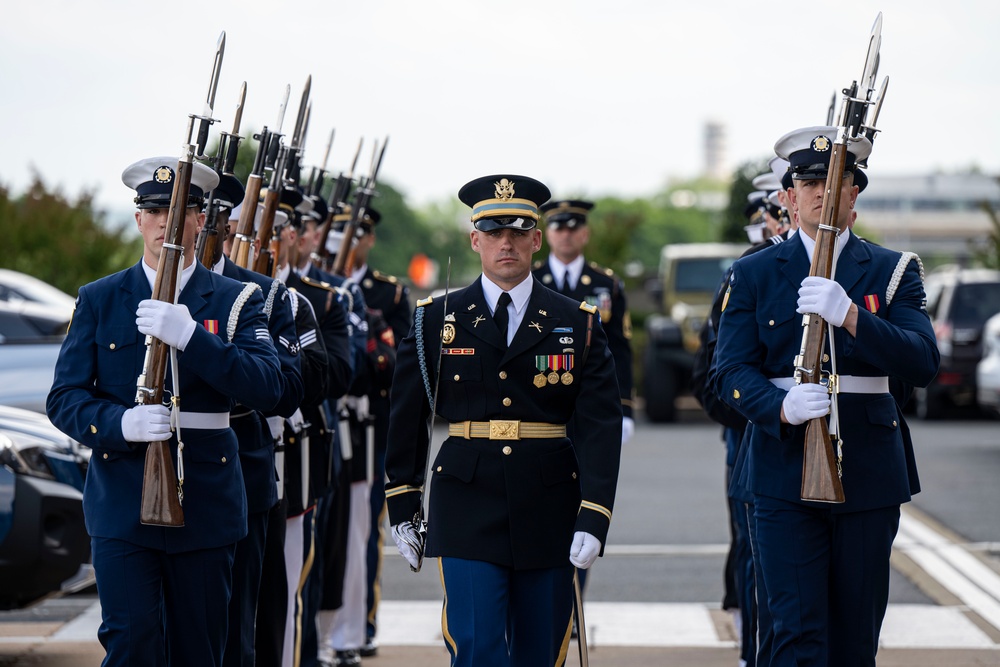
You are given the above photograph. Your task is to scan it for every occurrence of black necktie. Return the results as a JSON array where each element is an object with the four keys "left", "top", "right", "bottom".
[
  {"left": 494, "top": 292, "right": 511, "bottom": 347},
  {"left": 561, "top": 269, "right": 572, "bottom": 295}
]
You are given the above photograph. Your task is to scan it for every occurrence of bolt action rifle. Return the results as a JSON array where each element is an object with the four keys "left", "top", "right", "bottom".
[
  {"left": 797, "top": 13, "right": 888, "bottom": 503},
  {"left": 331, "top": 137, "right": 388, "bottom": 277},
  {"left": 196, "top": 81, "right": 246, "bottom": 268},
  {"left": 315, "top": 137, "right": 363, "bottom": 272},
  {"left": 136, "top": 31, "right": 226, "bottom": 526}
]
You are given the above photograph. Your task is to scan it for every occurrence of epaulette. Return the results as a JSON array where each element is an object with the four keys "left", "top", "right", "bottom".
[
  {"left": 300, "top": 274, "right": 338, "bottom": 293},
  {"left": 580, "top": 301, "right": 597, "bottom": 314},
  {"left": 372, "top": 270, "right": 399, "bottom": 285},
  {"left": 417, "top": 296, "right": 434, "bottom": 307},
  {"left": 588, "top": 260, "right": 616, "bottom": 278}
]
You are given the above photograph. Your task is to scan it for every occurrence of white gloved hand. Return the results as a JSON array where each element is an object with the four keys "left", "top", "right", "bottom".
[
  {"left": 136, "top": 299, "right": 197, "bottom": 351},
  {"left": 391, "top": 521, "right": 426, "bottom": 572},
  {"left": 796, "top": 276, "right": 852, "bottom": 327},
  {"left": 621, "top": 416, "right": 635, "bottom": 446},
  {"left": 781, "top": 383, "right": 831, "bottom": 425},
  {"left": 121, "top": 404, "right": 172, "bottom": 442},
  {"left": 569, "top": 531, "right": 602, "bottom": 570}
]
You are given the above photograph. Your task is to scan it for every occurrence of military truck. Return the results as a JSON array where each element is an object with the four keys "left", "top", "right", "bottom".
[{"left": 643, "top": 243, "right": 746, "bottom": 422}]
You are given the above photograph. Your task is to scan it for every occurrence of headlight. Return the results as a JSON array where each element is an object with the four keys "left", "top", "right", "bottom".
[{"left": 0, "top": 433, "right": 57, "bottom": 480}]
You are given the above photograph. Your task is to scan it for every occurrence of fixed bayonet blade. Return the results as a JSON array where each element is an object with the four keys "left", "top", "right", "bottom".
[
  {"left": 320, "top": 128, "right": 335, "bottom": 172},
  {"left": 231, "top": 81, "right": 247, "bottom": 135},
  {"left": 203, "top": 31, "right": 226, "bottom": 118},
  {"left": 291, "top": 75, "right": 311, "bottom": 149},
  {"left": 859, "top": 13, "right": 882, "bottom": 97},
  {"left": 348, "top": 138, "right": 363, "bottom": 178},
  {"left": 825, "top": 91, "right": 837, "bottom": 125},
  {"left": 870, "top": 76, "right": 889, "bottom": 131},
  {"left": 275, "top": 85, "right": 291, "bottom": 135}
]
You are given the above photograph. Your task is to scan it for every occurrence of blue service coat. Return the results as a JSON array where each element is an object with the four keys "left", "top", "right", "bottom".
[
  {"left": 46, "top": 261, "right": 283, "bottom": 553},
  {"left": 714, "top": 232, "right": 939, "bottom": 512},
  {"left": 222, "top": 257, "right": 304, "bottom": 514}
]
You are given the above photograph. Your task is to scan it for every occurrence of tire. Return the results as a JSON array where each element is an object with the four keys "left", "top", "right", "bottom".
[
  {"left": 915, "top": 386, "right": 945, "bottom": 420},
  {"left": 644, "top": 360, "right": 677, "bottom": 423}
]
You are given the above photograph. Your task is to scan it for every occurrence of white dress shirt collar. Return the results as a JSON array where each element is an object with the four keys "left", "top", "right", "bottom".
[
  {"left": 547, "top": 254, "right": 586, "bottom": 291},
  {"left": 141, "top": 257, "right": 197, "bottom": 296}
]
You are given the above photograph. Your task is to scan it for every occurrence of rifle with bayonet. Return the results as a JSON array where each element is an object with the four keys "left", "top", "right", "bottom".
[
  {"left": 331, "top": 137, "right": 387, "bottom": 277},
  {"left": 248, "top": 85, "right": 291, "bottom": 276},
  {"left": 197, "top": 81, "right": 246, "bottom": 268},
  {"left": 315, "top": 138, "right": 363, "bottom": 271},
  {"left": 228, "top": 125, "right": 271, "bottom": 269},
  {"left": 283, "top": 77, "right": 312, "bottom": 271},
  {"left": 797, "top": 12, "right": 888, "bottom": 503},
  {"left": 137, "top": 31, "right": 226, "bottom": 526}
]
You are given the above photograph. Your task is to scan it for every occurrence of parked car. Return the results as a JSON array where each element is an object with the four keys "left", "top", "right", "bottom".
[
  {"left": 643, "top": 243, "right": 746, "bottom": 422},
  {"left": 976, "top": 312, "right": 1000, "bottom": 418},
  {"left": 0, "top": 405, "right": 92, "bottom": 609},
  {"left": 916, "top": 267, "right": 1000, "bottom": 419},
  {"left": 0, "top": 269, "right": 76, "bottom": 313}
]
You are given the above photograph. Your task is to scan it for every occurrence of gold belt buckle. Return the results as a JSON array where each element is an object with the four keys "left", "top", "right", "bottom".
[{"left": 489, "top": 419, "right": 520, "bottom": 440}]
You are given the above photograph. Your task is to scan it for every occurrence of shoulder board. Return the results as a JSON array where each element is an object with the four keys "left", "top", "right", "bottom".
[
  {"left": 300, "top": 275, "right": 338, "bottom": 293},
  {"left": 532, "top": 259, "right": 544, "bottom": 270},
  {"left": 588, "top": 260, "right": 615, "bottom": 278},
  {"left": 417, "top": 296, "right": 434, "bottom": 307},
  {"left": 580, "top": 301, "right": 597, "bottom": 314},
  {"left": 372, "top": 270, "right": 399, "bottom": 284}
]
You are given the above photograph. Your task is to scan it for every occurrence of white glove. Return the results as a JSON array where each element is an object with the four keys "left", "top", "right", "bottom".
[
  {"left": 136, "top": 299, "right": 197, "bottom": 351},
  {"left": 391, "top": 521, "right": 426, "bottom": 572},
  {"left": 621, "top": 416, "right": 635, "bottom": 446},
  {"left": 569, "top": 531, "right": 602, "bottom": 570},
  {"left": 781, "top": 383, "right": 831, "bottom": 425},
  {"left": 797, "top": 276, "right": 852, "bottom": 327},
  {"left": 121, "top": 404, "right": 172, "bottom": 442}
]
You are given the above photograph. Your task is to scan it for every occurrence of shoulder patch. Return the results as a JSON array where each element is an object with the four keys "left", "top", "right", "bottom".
[
  {"left": 417, "top": 296, "right": 434, "bottom": 307},
  {"left": 579, "top": 301, "right": 597, "bottom": 314}
]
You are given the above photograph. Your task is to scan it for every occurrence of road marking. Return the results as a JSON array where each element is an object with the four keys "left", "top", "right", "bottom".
[
  {"left": 896, "top": 507, "right": 1000, "bottom": 633},
  {"left": 13, "top": 601, "right": 988, "bottom": 649}
]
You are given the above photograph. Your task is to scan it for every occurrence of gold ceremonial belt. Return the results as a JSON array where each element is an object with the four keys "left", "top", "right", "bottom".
[{"left": 448, "top": 420, "right": 567, "bottom": 441}]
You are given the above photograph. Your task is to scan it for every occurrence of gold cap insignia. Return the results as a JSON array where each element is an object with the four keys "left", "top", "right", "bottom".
[
  {"left": 154, "top": 166, "right": 174, "bottom": 184},
  {"left": 811, "top": 136, "right": 831, "bottom": 152},
  {"left": 494, "top": 178, "right": 515, "bottom": 201}
]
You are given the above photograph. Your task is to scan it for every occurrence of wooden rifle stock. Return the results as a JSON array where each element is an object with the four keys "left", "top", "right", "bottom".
[
  {"left": 253, "top": 186, "right": 281, "bottom": 276},
  {"left": 137, "top": 153, "right": 195, "bottom": 527},
  {"left": 230, "top": 171, "right": 263, "bottom": 268},
  {"left": 797, "top": 142, "right": 849, "bottom": 504}
]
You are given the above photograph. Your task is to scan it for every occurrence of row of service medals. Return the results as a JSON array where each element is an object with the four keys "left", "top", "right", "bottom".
[{"left": 534, "top": 354, "right": 574, "bottom": 388}]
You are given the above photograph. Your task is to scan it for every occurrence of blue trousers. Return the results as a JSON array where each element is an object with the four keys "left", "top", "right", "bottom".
[
  {"left": 91, "top": 537, "right": 235, "bottom": 667},
  {"left": 223, "top": 509, "right": 269, "bottom": 667},
  {"left": 754, "top": 496, "right": 899, "bottom": 667},
  {"left": 439, "top": 557, "right": 574, "bottom": 667}
]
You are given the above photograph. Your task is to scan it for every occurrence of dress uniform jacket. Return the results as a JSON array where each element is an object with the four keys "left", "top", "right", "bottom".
[
  {"left": 47, "top": 261, "right": 284, "bottom": 553},
  {"left": 533, "top": 260, "right": 633, "bottom": 418},
  {"left": 385, "top": 275, "right": 623, "bottom": 570},
  {"left": 222, "top": 256, "right": 304, "bottom": 514},
  {"left": 714, "top": 231, "right": 939, "bottom": 512},
  {"left": 360, "top": 266, "right": 412, "bottom": 348}
]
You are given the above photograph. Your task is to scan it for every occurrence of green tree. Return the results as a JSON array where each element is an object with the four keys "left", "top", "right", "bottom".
[
  {"left": 0, "top": 175, "right": 141, "bottom": 296},
  {"left": 970, "top": 187, "right": 1000, "bottom": 270},
  {"left": 722, "top": 159, "right": 770, "bottom": 243}
]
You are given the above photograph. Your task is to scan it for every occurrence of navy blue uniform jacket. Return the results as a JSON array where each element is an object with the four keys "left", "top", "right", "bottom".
[
  {"left": 714, "top": 232, "right": 938, "bottom": 512},
  {"left": 385, "top": 276, "right": 622, "bottom": 570},
  {"left": 47, "top": 261, "right": 284, "bottom": 553}
]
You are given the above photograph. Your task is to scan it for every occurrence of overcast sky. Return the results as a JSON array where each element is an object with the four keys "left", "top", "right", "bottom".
[{"left": 2, "top": 0, "right": 997, "bottom": 218}]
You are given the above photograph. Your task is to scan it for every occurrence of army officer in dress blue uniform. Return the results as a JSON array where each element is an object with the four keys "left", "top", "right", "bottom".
[
  {"left": 384, "top": 175, "right": 623, "bottom": 667},
  {"left": 714, "top": 127, "right": 939, "bottom": 667},
  {"left": 46, "top": 157, "right": 285, "bottom": 667}
]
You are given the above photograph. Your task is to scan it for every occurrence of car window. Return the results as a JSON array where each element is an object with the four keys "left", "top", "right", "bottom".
[
  {"left": 949, "top": 283, "right": 1000, "bottom": 326},
  {"left": 674, "top": 258, "right": 737, "bottom": 292}
]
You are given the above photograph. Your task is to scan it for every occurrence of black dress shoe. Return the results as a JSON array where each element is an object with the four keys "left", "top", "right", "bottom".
[
  {"left": 359, "top": 639, "right": 378, "bottom": 657},
  {"left": 334, "top": 650, "right": 361, "bottom": 666}
]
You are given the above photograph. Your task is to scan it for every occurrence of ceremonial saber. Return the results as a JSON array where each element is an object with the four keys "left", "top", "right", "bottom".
[{"left": 573, "top": 570, "right": 589, "bottom": 667}]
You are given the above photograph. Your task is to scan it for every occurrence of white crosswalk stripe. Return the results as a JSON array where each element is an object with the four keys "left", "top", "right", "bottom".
[{"left": 32, "top": 600, "right": 996, "bottom": 650}]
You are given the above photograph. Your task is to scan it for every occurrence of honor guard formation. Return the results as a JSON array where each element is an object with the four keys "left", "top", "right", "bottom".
[{"left": 40, "top": 14, "right": 943, "bottom": 667}]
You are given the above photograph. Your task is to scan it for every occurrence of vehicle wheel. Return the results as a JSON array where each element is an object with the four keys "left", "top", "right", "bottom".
[
  {"left": 644, "top": 363, "right": 677, "bottom": 423},
  {"left": 915, "top": 386, "right": 945, "bottom": 420}
]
